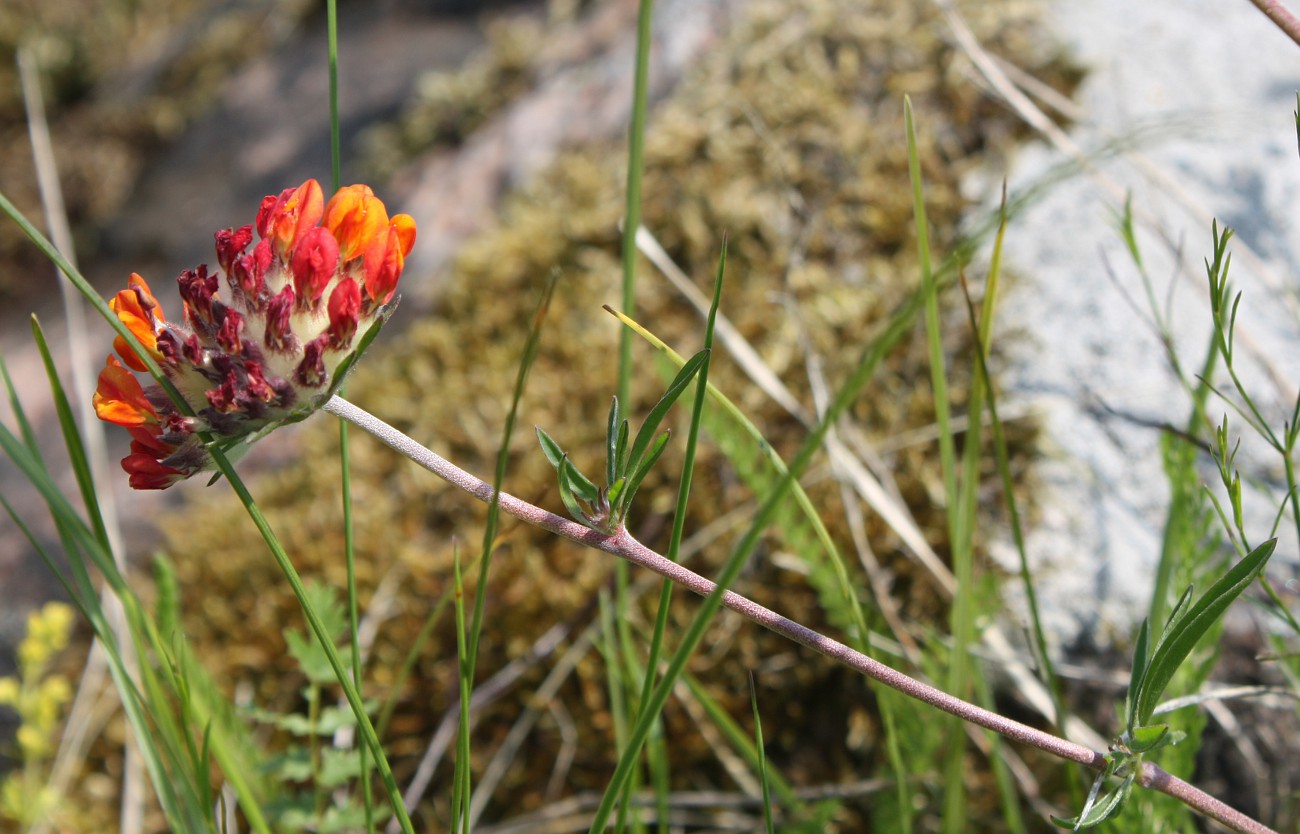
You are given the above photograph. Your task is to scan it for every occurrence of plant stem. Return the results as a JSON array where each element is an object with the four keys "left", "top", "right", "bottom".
[
  {"left": 323, "top": 395, "right": 1279, "bottom": 834},
  {"left": 1244, "top": 0, "right": 1300, "bottom": 46}
]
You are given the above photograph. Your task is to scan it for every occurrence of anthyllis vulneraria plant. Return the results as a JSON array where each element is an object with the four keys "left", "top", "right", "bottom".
[
  {"left": 535, "top": 349, "right": 708, "bottom": 534},
  {"left": 91, "top": 179, "right": 416, "bottom": 488}
]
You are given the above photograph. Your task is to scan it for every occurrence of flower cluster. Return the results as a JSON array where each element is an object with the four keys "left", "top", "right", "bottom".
[
  {"left": 93, "top": 180, "right": 415, "bottom": 489},
  {"left": 0, "top": 602, "right": 75, "bottom": 761}
]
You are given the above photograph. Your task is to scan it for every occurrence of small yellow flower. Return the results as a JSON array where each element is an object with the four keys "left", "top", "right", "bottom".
[
  {"left": 16, "top": 602, "right": 75, "bottom": 676},
  {"left": 16, "top": 724, "right": 49, "bottom": 759}
]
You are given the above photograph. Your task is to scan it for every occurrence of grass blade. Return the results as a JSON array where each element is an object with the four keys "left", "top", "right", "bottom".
[
  {"left": 750, "top": 675, "right": 775, "bottom": 834},
  {"left": 458, "top": 271, "right": 559, "bottom": 819}
]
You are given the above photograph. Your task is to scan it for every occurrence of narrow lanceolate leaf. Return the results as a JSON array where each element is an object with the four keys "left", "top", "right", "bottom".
[
  {"left": 557, "top": 455, "right": 595, "bottom": 528},
  {"left": 606, "top": 397, "right": 620, "bottom": 487},
  {"left": 625, "top": 349, "right": 708, "bottom": 475},
  {"left": 1052, "top": 776, "right": 1133, "bottom": 830},
  {"left": 536, "top": 427, "right": 600, "bottom": 503},
  {"left": 32, "top": 317, "right": 112, "bottom": 552},
  {"left": 604, "top": 476, "right": 628, "bottom": 511},
  {"left": 1157, "top": 584, "right": 1195, "bottom": 646},
  {"left": 614, "top": 418, "right": 630, "bottom": 482},
  {"left": 1124, "top": 618, "right": 1150, "bottom": 729},
  {"left": 618, "top": 429, "right": 671, "bottom": 518},
  {"left": 1132, "top": 538, "right": 1275, "bottom": 726}
]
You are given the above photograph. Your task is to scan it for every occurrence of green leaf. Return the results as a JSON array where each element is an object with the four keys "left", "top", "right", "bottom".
[
  {"left": 1157, "top": 584, "right": 1195, "bottom": 646},
  {"left": 318, "top": 747, "right": 364, "bottom": 788},
  {"left": 247, "top": 703, "right": 363, "bottom": 738},
  {"left": 0, "top": 356, "right": 40, "bottom": 456},
  {"left": 1125, "top": 617, "right": 1150, "bottom": 729},
  {"left": 614, "top": 418, "right": 630, "bottom": 483},
  {"left": 535, "top": 425, "right": 566, "bottom": 469},
  {"left": 559, "top": 454, "right": 598, "bottom": 524},
  {"left": 264, "top": 748, "right": 315, "bottom": 782},
  {"left": 154, "top": 553, "right": 181, "bottom": 643},
  {"left": 606, "top": 397, "right": 620, "bottom": 486},
  {"left": 624, "top": 349, "right": 708, "bottom": 478},
  {"left": 536, "top": 427, "right": 600, "bottom": 503},
  {"left": 1124, "top": 723, "right": 1171, "bottom": 754},
  {"left": 1294, "top": 92, "right": 1300, "bottom": 159},
  {"left": 285, "top": 582, "right": 352, "bottom": 684},
  {"left": 750, "top": 675, "right": 776, "bottom": 834},
  {"left": 31, "top": 317, "right": 112, "bottom": 553},
  {"left": 1132, "top": 538, "right": 1274, "bottom": 726},
  {"left": 1051, "top": 775, "right": 1133, "bottom": 829},
  {"left": 616, "top": 429, "right": 671, "bottom": 518},
  {"left": 605, "top": 475, "right": 627, "bottom": 510}
]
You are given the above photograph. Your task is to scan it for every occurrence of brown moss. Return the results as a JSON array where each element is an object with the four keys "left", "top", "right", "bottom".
[{"left": 149, "top": 0, "right": 1075, "bottom": 829}]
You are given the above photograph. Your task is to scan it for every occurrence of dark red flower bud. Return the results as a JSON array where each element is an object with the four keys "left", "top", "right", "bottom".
[
  {"left": 183, "top": 333, "right": 205, "bottom": 366},
  {"left": 206, "top": 368, "right": 241, "bottom": 413},
  {"left": 264, "top": 286, "right": 297, "bottom": 352},
  {"left": 179, "top": 266, "right": 220, "bottom": 330},
  {"left": 244, "top": 361, "right": 275, "bottom": 402},
  {"left": 327, "top": 277, "right": 361, "bottom": 348},
  {"left": 216, "top": 225, "right": 254, "bottom": 274},
  {"left": 295, "top": 335, "right": 329, "bottom": 388},
  {"left": 216, "top": 308, "right": 245, "bottom": 354}
]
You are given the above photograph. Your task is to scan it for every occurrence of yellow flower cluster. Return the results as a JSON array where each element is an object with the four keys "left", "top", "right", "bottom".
[{"left": 0, "top": 602, "right": 75, "bottom": 825}]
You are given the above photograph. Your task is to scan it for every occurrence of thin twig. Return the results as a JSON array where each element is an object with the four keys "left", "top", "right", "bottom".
[
  {"left": 1243, "top": 0, "right": 1300, "bottom": 47},
  {"left": 325, "top": 395, "right": 1279, "bottom": 834}
]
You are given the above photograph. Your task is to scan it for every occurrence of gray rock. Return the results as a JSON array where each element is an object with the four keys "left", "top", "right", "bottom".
[{"left": 986, "top": 0, "right": 1300, "bottom": 648}]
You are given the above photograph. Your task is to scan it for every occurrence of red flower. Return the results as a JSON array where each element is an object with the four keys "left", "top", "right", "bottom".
[{"left": 94, "top": 179, "right": 415, "bottom": 489}]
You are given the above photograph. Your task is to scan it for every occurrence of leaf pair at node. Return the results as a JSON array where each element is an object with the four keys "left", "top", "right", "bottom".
[
  {"left": 1053, "top": 537, "right": 1274, "bottom": 829},
  {"left": 536, "top": 349, "right": 709, "bottom": 534}
]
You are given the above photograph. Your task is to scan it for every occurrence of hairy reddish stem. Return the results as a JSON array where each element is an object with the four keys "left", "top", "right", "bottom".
[
  {"left": 1245, "top": 0, "right": 1300, "bottom": 46},
  {"left": 325, "top": 395, "right": 1278, "bottom": 834}
]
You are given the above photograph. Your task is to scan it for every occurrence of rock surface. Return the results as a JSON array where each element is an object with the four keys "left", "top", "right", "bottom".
[{"left": 989, "top": 0, "right": 1300, "bottom": 648}]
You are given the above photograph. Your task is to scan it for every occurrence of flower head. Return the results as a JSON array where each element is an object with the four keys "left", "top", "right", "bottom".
[{"left": 94, "top": 179, "right": 415, "bottom": 489}]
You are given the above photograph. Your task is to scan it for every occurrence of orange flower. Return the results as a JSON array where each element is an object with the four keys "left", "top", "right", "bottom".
[
  {"left": 322, "top": 185, "right": 388, "bottom": 262},
  {"left": 93, "top": 356, "right": 158, "bottom": 427},
  {"left": 109, "top": 274, "right": 164, "bottom": 372},
  {"left": 257, "top": 179, "right": 324, "bottom": 260},
  {"left": 95, "top": 179, "right": 415, "bottom": 489},
  {"left": 321, "top": 185, "right": 417, "bottom": 307}
]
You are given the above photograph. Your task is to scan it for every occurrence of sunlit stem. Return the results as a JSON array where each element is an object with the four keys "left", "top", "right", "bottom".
[{"left": 322, "top": 395, "right": 1277, "bottom": 834}]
